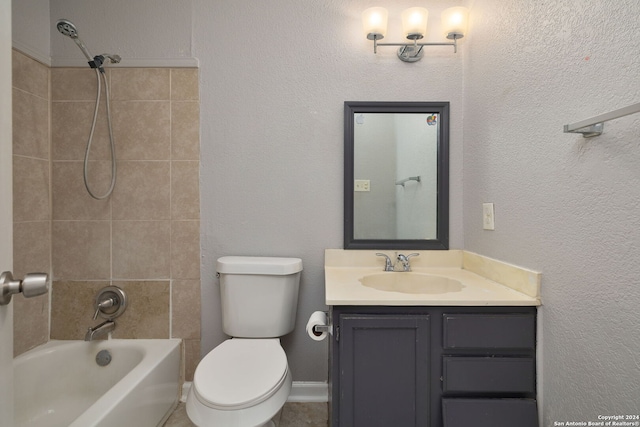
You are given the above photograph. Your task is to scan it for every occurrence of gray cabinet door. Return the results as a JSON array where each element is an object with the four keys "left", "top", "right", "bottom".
[{"left": 339, "top": 315, "right": 431, "bottom": 427}]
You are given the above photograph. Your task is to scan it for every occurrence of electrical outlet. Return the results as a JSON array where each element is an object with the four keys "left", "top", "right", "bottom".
[
  {"left": 483, "top": 203, "right": 495, "bottom": 230},
  {"left": 354, "top": 180, "right": 370, "bottom": 192}
]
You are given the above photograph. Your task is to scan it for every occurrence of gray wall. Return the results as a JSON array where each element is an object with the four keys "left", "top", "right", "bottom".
[
  {"left": 463, "top": 0, "right": 640, "bottom": 422},
  {"left": 193, "top": 0, "right": 465, "bottom": 382}
]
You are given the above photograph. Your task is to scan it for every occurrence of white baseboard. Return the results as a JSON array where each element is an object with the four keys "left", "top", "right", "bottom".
[
  {"left": 180, "top": 381, "right": 328, "bottom": 403},
  {"left": 288, "top": 382, "right": 329, "bottom": 403},
  {"left": 181, "top": 382, "right": 191, "bottom": 402}
]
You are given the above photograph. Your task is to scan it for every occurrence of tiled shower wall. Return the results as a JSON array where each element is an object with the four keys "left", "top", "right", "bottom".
[
  {"left": 12, "top": 50, "right": 51, "bottom": 356},
  {"left": 12, "top": 50, "right": 201, "bottom": 380}
]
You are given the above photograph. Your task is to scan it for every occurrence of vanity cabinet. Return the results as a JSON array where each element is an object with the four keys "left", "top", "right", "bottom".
[{"left": 330, "top": 306, "right": 537, "bottom": 427}]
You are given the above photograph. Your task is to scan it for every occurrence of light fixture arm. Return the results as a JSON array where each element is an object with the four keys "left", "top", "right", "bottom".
[
  {"left": 374, "top": 37, "right": 459, "bottom": 52},
  {"left": 371, "top": 35, "right": 460, "bottom": 62}
]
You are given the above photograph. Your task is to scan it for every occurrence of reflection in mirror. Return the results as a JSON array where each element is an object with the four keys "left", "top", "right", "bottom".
[{"left": 344, "top": 102, "right": 449, "bottom": 250}]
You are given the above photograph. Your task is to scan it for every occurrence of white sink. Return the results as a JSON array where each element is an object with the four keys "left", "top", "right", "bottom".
[{"left": 359, "top": 272, "right": 464, "bottom": 294}]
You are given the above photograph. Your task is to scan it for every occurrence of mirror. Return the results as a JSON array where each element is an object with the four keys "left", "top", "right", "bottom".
[{"left": 344, "top": 101, "right": 449, "bottom": 250}]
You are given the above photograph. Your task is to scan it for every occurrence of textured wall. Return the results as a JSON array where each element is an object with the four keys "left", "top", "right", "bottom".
[
  {"left": 193, "top": 0, "right": 466, "bottom": 381},
  {"left": 12, "top": 0, "right": 50, "bottom": 63},
  {"left": 463, "top": 0, "right": 640, "bottom": 422},
  {"left": 50, "top": 0, "right": 193, "bottom": 66}
]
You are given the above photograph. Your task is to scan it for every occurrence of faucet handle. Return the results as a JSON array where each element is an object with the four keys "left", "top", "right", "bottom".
[
  {"left": 93, "top": 286, "right": 127, "bottom": 321},
  {"left": 375, "top": 253, "right": 394, "bottom": 271},
  {"left": 396, "top": 253, "right": 419, "bottom": 272},
  {"left": 93, "top": 297, "right": 116, "bottom": 320}
]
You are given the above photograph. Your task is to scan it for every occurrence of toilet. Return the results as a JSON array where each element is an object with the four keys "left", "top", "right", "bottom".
[{"left": 186, "top": 256, "right": 303, "bottom": 427}]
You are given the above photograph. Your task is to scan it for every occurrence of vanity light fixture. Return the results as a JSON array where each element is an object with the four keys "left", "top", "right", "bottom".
[{"left": 362, "top": 6, "right": 469, "bottom": 62}]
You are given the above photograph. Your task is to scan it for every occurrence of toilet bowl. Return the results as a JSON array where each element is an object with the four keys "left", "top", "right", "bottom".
[
  {"left": 186, "top": 256, "right": 302, "bottom": 427},
  {"left": 186, "top": 339, "right": 291, "bottom": 427}
]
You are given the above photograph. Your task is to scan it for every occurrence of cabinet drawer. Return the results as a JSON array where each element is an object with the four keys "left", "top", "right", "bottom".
[
  {"left": 442, "top": 357, "right": 535, "bottom": 394},
  {"left": 443, "top": 314, "right": 535, "bottom": 350},
  {"left": 442, "top": 398, "right": 538, "bottom": 427}
]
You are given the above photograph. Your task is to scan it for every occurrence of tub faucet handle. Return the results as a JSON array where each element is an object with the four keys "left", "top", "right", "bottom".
[
  {"left": 93, "top": 286, "right": 127, "bottom": 321},
  {"left": 93, "top": 297, "right": 116, "bottom": 320}
]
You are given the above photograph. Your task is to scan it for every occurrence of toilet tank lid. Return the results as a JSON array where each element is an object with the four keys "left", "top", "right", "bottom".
[{"left": 217, "top": 256, "right": 303, "bottom": 275}]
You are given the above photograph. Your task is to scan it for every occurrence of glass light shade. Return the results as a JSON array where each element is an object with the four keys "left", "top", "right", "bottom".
[
  {"left": 362, "top": 7, "right": 388, "bottom": 40},
  {"left": 441, "top": 6, "right": 469, "bottom": 39},
  {"left": 401, "top": 7, "right": 428, "bottom": 40}
]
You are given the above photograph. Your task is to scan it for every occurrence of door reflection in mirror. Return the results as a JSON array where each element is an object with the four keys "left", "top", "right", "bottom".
[{"left": 353, "top": 112, "right": 438, "bottom": 240}]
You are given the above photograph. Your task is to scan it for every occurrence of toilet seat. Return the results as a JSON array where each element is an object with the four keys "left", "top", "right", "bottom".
[{"left": 193, "top": 339, "right": 288, "bottom": 410}]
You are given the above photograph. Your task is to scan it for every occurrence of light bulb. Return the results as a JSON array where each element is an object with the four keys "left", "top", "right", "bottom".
[
  {"left": 401, "top": 7, "right": 428, "bottom": 40},
  {"left": 362, "top": 7, "right": 388, "bottom": 40},
  {"left": 442, "top": 6, "right": 469, "bottom": 39}
]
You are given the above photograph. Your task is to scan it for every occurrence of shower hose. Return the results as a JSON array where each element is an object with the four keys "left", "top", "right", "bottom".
[{"left": 84, "top": 67, "right": 116, "bottom": 200}]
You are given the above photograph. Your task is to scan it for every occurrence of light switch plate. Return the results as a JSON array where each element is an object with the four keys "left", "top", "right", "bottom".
[
  {"left": 354, "top": 180, "right": 370, "bottom": 192},
  {"left": 483, "top": 203, "right": 495, "bottom": 230}
]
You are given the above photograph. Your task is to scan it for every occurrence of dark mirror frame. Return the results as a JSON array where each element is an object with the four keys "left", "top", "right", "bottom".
[{"left": 344, "top": 101, "right": 449, "bottom": 250}]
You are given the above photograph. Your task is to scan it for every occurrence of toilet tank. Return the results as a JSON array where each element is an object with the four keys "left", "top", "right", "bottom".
[{"left": 217, "top": 256, "right": 303, "bottom": 338}]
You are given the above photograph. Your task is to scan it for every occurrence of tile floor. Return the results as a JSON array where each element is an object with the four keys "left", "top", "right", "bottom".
[{"left": 163, "top": 402, "right": 328, "bottom": 427}]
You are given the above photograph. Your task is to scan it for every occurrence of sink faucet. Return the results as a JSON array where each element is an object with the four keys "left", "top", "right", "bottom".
[
  {"left": 376, "top": 252, "right": 419, "bottom": 272},
  {"left": 84, "top": 320, "right": 115, "bottom": 341},
  {"left": 376, "top": 253, "right": 394, "bottom": 271},
  {"left": 395, "top": 253, "right": 419, "bottom": 272}
]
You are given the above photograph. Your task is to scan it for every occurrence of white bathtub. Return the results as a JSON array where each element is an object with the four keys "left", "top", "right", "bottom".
[{"left": 14, "top": 339, "right": 181, "bottom": 427}]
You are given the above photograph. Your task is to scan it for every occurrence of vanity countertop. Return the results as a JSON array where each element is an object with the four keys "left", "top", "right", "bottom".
[{"left": 325, "top": 249, "right": 541, "bottom": 306}]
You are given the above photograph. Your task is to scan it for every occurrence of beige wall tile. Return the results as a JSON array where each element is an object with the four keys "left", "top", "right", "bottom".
[
  {"left": 52, "top": 221, "right": 111, "bottom": 280},
  {"left": 13, "top": 221, "right": 50, "bottom": 279},
  {"left": 171, "top": 69, "right": 199, "bottom": 101},
  {"left": 52, "top": 161, "right": 111, "bottom": 220},
  {"left": 112, "top": 161, "right": 170, "bottom": 220},
  {"left": 50, "top": 281, "right": 107, "bottom": 340},
  {"left": 172, "top": 279, "right": 201, "bottom": 339},
  {"left": 13, "top": 88, "right": 49, "bottom": 159},
  {"left": 112, "top": 281, "right": 170, "bottom": 339},
  {"left": 13, "top": 294, "right": 49, "bottom": 355},
  {"left": 14, "top": 64, "right": 201, "bottom": 353},
  {"left": 51, "top": 281, "right": 170, "bottom": 340},
  {"left": 13, "top": 156, "right": 49, "bottom": 222},
  {"left": 111, "top": 68, "right": 170, "bottom": 101},
  {"left": 171, "top": 102, "right": 200, "bottom": 160},
  {"left": 171, "top": 221, "right": 200, "bottom": 279},
  {"left": 171, "top": 161, "right": 200, "bottom": 220},
  {"left": 12, "top": 49, "right": 49, "bottom": 99},
  {"left": 51, "top": 68, "right": 105, "bottom": 101},
  {"left": 52, "top": 101, "right": 111, "bottom": 160},
  {"left": 113, "top": 220, "right": 171, "bottom": 279},
  {"left": 113, "top": 101, "right": 170, "bottom": 160}
]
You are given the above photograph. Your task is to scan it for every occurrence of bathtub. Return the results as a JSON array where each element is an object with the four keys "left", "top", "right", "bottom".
[{"left": 14, "top": 339, "right": 181, "bottom": 427}]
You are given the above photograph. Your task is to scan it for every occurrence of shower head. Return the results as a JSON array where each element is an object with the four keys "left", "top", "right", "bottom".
[
  {"left": 56, "top": 19, "right": 94, "bottom": 63},
  {"left": 56, "top": 18, "right": 120, "bottom": 70},
  {"left": 56, "top": 19, "right": 79, "bottom": 38}
]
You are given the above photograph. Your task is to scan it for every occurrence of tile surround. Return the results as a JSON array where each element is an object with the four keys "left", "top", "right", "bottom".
[
  {"left": 12, "top": 50, "right": 51, "bottom": 356},
  {"left": 12, "top": 50, "right": 202, "bottom": 379}
]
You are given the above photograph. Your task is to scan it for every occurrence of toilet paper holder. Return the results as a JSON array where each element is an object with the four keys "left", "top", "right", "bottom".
[{"left": 313, "top": 324, "right": 331, "bottom": 334}]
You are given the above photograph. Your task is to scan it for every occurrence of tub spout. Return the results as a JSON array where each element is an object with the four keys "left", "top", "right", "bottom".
[{"left": 85, "top": 320, "right": 115, "bottom": 341}]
